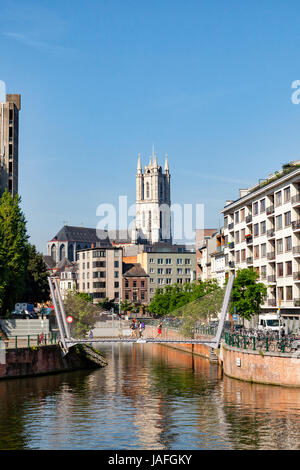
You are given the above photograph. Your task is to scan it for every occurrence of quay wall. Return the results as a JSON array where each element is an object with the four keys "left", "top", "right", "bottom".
[
  {"left": 0, "top": 344, "right": 107, "bottom": 380},
  {"left": 222, "top": 344, "right": 300, "bottom": 387}
]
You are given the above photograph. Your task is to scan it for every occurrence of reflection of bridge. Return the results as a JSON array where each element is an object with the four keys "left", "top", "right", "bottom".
[{"left": 48, "top": 276, "right": 234, "bottom": 354}]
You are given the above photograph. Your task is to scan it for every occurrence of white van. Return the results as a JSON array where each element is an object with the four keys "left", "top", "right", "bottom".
[{"left": 258, "top": 314, "right": 280, "bottom": 331}]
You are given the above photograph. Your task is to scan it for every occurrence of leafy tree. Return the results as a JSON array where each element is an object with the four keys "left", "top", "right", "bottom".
[
  {"left": 23, "top": 244, "right": 50, "bottom": 303},
  {"left": 64, "top": 291, "right": 98, "bottom": 338},
  {"left": 231, "top": 269, "right": 267, "bottom": 321},
  {"left": 77, "top": 292, "right": 93, "bottom": 303},
  {"left": 0, "top": 190, "right": 29, "bottom": 315}
]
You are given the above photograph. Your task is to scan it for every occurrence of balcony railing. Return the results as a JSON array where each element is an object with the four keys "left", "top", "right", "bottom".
[
  {"left": 229, "top": 261, "right": 235, "bottom": 268},
  {"left": 246, "top": 257, "right": 253, "bottom": 264},
  {"left": 246, "top": 215, "right": 252, "bottom": 224},
  {"left": 267, "top": 229, "right": 275, "bottom": 238},
  {"left": 292, "top": 220, "right": 300, "bottom": 230},
  {"left": 293, "top": 246, "right": 300, "bottom": 256},
  {"left": 228, "top": 242, "right": 234, "bottom": 250},
  {"left": 266, "top": 205, "right": 275, "bottom": 215},
  {"left": 246, "top": 236, "right": 253, "bottom": 244},
  {"left": 267, "top": 275, "right": 276, "bottom": 283},
  {"left": 293, "top": 272, "right": 300, "bottom": 281},
  {"left": 228, "top": 223, "right": 234, "bottom": 231},
  {"left": 268, "top": 299, "right": 276, "bottom": 307},
  {"left": 267, "top": 251, "right": 276, "bottom": 260},
  {"left": 292, "top": 194, "right": 300, "bottom": 205}
]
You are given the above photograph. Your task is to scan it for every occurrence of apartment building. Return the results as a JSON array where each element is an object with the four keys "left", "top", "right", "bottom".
[
  {"left": 210, "top": 231, "right": 226, "bottom": 287},
  {"left": 76, "top": 247, "right": 123, "bottom": 303},
  {"left": 137, "top": 244, "right": 196, "bottom": 302},
  {"left": 222, "top": 161, "right": 300, "bottom": 332},
  {"left": 0, "top": 94, "right": 21, "bottom": 197},
  {"left": 122, "top": 263, "right": 149, "bottom": 305}
]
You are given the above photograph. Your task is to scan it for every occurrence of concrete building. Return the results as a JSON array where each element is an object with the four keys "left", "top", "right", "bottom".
[
  {"left": 222, "top": 160, "right": 300, "bottom": 333},
  {"left": 132, "top": 152, "right": 171, "bottom": 245},
  {"left": 210, "top": 231, "right": 226, "bottom": 287},
  {"left": 76, "top": 246, "right": 123, "bottom": 303},
  {"left": 122, "top": 263, "right": 149, "bottom": 305},
  {"left": 195, "top": 229, "right": 218, "bottom": 281},
  {"left": 137, "top": 244, "right": 196, "bottom": 301},
  {"left": 0, "top": 94, "right": 21, "bottom": 197}
]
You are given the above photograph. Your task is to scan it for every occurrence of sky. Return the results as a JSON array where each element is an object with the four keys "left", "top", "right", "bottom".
[{"left": 1, "top": 0, "right": 300, "bottom": 252}]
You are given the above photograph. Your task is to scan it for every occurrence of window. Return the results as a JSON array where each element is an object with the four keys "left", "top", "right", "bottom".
[
  {"left": 146, "top": 182, "right": 150, "bottom": 198},
  {"left": 165, "top": 258, "right": 172, "bottom": 264},
  {"left": 150, "top": 278, "right": 154, "bottom": 283},
  {"left": 253, "top": 202, "right": 259, "bottom": 215},
  {"left": 235, "top": 231, "right": 240, "bottom": 244},
  {"left": 157, "top": 258, "right": 164, "bottom": 264},
  {"left": 177, "top": 268, "right": 183, "bottom": 274},
  {"left": 261, "top": 243, "right": 267, "bottom": 257},
  {"left": 241, "top": 249, "right": 246, "bottom": 262},
  {"left": 114, "top": 271, "right": 119, "bottom": 278},
  {"left": 93, "top": 250, "right": 106, "bottom": 258},
  {"left": 93, "top": 261, "right": 106, "bottom": 268},
  {"left": 114, "top": 282, "right": 119, "bottom": 288},
  {"left": 185, "top": 259, "right": 191, "bottom": 265},
  {"left": 284, "top": 211, "right": 291, "bottom": 227},
  {"left": 235, "top": 211, "right": 239, "bottom": 223},
  {"left": 276, "top": 215, "right": 282, "bottom": 230},
  {"left": 125, "top": 280, "right": 129, "bottom": 288},
  {"left": 260, "top": 199, "right": 266, "bottom": 213},
  {"left": 241, "top": 228, "right": 245, "bottom": 242},
  {"left": 158, "top": 278, "right": 164, "bottom": 285},
  {"left": 284, "top": 186, "right": 291, "bottom": 203},
  {"left": 260, "top": 221, "right": 266, "bottom": 235},
  {"left": 166, "top": 268, "right": 172, "bottom": 274},
  {"left": 141, "top": 281, "right": 145, "bottom": 288},
  {"left": 114, "top": 250, "right": 120, "bottom": 257},
  {"left": 276, "top": 239, "right": 283, "bottom": 254},
  {"left": 166, "top": 278, "right": 172, "bottom": 285},
  {"left": 185, "top": 268, "right": 190, "bottom": 275},
  {"left": 141, "top": 291, "right": 145, "bottom": 300},
  {"left": 277, "top": 262, "right": 283, "bottom": 277},
  {"left": 150, "top": 268, "right": 154, "bottom": 273},
  {"left": 275, "top": 191, "right": 282, "bottom": 207},
  {"left": 114, "top": 261, "right": 119, "bottom": 268},
  {"left": 278, "top": 286, "right": 284, "bottom": 301},
  {"left": 285, "top": 236, "right": 292, "bottom": 252},
  {"left": 254, "top": 223, "right": 259, "bottom": 237},
  {"left": 286, "top": 261, "right": 292, "bottom": 276},
  {"left": 261, "top": 265, "right": 267, "bottom": 278},
  {"left": 235, "top": 251, "right": 240, "bottom": 263},
  {"left": 157, "top": 268, "right": 163, "bottom": 274},
  {"left": 149, "top": 258, "right": 155, "bottom": 264},
  {"left": 254, "top": 245, "right": 259, "bottom": 259},
  {"left": 177, "top": 278, "right": 183, "bottom": 284},
  {"left": 286, "top": 286, "right": 293, "bottom": 301},
  {"left": 133, "top": 281, "right": 137, "bottom": 287},
  {"left": 240, "top": 208, "right": 245, "bottom": 222},
  {"left": 177, "top": 259, "right": 183, "bottom": 265}
]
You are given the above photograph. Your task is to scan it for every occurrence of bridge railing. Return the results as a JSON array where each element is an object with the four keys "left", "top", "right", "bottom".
[
  {"left": 0, "top": 332, "right": 58, "bottom": 349},
  {"left": 224, "top": 331, "right": 300, "bottom": 354}
]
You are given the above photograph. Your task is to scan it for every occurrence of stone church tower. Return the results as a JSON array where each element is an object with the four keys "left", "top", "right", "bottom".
[{"left": 132, "top": 152, "right": 171, "bottom": 244}]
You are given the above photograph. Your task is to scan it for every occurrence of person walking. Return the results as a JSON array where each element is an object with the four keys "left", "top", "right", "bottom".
[
  {"left": 140, "top": 321, "right": 145, "bottom": 338},
  {"left": 156, "top": 321, "right": 163, "bottom": 338}
]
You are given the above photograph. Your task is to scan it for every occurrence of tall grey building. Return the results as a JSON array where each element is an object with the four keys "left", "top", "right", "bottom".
[
  {"left": 0, "top": 94, "right": 21, "bottom": 197},
  {"left": 132, "top": 152, "right": 171, "bottom": 245}
]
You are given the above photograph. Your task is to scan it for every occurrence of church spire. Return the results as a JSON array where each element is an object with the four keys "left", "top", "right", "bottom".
[
  {"left": 137, "top": 153, "right": 142, "bottom": 173},
  {"left": 164, "top": 154, "right": 169, "bottom": 172},
  {"left": 154, "top": 152, "right": 158, "bottom": 166}
]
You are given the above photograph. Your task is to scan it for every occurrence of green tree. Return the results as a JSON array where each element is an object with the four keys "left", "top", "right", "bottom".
[
  {"left": 64, "top": 291, "right": 98, "bottom": 338},
  {"left": 0, "top": 190, "right": 29, "bottom": 315},
  {"left": 231, "top": 269, "right": 267, "bottom": 320},
  {"left": 23, "top": 244, "right": 50, "bottom": 303}
]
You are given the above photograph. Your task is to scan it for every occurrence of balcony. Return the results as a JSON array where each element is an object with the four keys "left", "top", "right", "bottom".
[
  {"left": 246, "top": 257, "right": 253, "bottom": 264},
  {"left": 268, "top": 299, "right": 277, "bottom": 307},
  {"left": 292, "top": 193, "right": 300, "bottom": 206},
  {"left": 245, "top": 235, "right": 253, "bottom": 244},
  {"left": 228, "top": 242, "right": 235, "bottom": 250},
  {"left": 292, "top": 220, "right": 300, "bottom": 231},
  {"left": 267, "top": 251, "right": 276, "bottom": 261},
  {"left": 266, "top": 205, "right": 275, "bottom": 215},
  {"left": 267, "top": 275, "right": 276, "bottom": 283},
  {"left": 246, "top": 215, "right": 252, "bottom": 224},
  {"left": 293, "top": 272, "right": 300, "bottom": 282},
  {"left": 294, "top": 298, "right": 300, "bottom": 307},
  {"left": 228, "top": 223, "right": 234, "bottom": 231},
  {"left": 267, "top": 229, "right": 275, "bottom": 238},
  {"left": 293, "top": 246, "right": 300, "bottom": 257},
  {"left": 229, "top": 261, "right": 235, "bottom": 268}
]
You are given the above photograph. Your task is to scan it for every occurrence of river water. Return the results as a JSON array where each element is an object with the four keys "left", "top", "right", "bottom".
[{"left": 1, "top": 343, "right": 300, "bottom": 450}]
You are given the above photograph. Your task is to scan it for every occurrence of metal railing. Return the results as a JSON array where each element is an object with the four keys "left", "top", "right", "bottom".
[
  {"left": 224, "top": 331, "right": 300, "bottom": 354},
  {"left": 1, "top": 332, "right": 58, "bottom": 349}
]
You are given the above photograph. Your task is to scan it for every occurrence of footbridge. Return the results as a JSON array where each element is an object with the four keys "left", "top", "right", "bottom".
[{"left": 48, "top": 276, "right": 234, "bottom": 354}]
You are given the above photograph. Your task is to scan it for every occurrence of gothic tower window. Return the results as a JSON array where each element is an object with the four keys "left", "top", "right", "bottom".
[
  {"left": 60, "top": 244, "right": 65, "bottom": 260},
  {"left": 51, "top": 244, "right": 57, "bottom": 261},
  {"left": 146, "top": 182, "right": 150, "bottom": 199}
]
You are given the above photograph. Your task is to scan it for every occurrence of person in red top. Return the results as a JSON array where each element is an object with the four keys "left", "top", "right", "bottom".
[{"left": 156, "top": 322, "right": 163, "bottom": 337}]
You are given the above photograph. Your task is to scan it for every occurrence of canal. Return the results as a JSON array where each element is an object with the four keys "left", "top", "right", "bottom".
[{"left": 1, "top": 343, "right": 300, "bottom": 450}]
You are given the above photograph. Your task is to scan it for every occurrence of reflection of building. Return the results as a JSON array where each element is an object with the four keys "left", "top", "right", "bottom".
[
  {"left": 122, "top": 263, "right": 149, "bottom": 304},
  {"left": 222, "top": 161, "right": 300, "bottom": 332},
  {"left": 0, "top": 93, "right": 21, "bottom": 197}
]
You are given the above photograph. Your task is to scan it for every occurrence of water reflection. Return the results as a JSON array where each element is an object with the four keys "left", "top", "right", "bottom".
[{"left": 0, "top": 343, "right": 300, "bottom": 449}]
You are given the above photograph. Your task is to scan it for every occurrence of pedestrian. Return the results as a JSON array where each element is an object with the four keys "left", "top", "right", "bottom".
[
  {"left": 156, "top": 322, "right": 163, "bottom": 338},
  {"left": 130, "top": 320, "right": 136, "bottom": 337},
  {"left": 89, "top": 330, "right": 93, "bottom": 340},
  {"left": 140, "top": 321, "right": 145, "bottom": 338}
]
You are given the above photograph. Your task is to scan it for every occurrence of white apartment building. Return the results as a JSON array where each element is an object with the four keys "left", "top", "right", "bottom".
[{"left": 222, "top": 161, "right": 300, "bottom": 333}]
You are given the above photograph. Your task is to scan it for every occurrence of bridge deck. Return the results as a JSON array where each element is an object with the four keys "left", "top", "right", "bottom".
[{"left": 66, "top": 338, "right": 217, "bottom": 346}]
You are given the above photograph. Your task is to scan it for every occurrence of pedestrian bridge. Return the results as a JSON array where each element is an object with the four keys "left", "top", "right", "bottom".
[{"left": 48, "top": 275, "right": 234, "bottom": 354}]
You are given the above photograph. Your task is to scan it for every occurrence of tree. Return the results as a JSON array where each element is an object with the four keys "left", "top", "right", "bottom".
[
  {"left": 64, "top": 291, "right": 98, "bottom": 338},
  {"left": 23, "top": 244, "right": 50, "bottom": 303},
  {"left": 231, "top": 269, "right": 267, "bottom": 321},
  {"left": 0, "top": 190, "right": 29, "bottom": 315}
]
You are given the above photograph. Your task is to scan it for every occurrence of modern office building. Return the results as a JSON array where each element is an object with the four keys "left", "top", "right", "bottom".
[
  {"left": 0, "top": 93, "right": 21, "bottom": 197},
  {"left": 222, "top": 161, "right": 300, "bottom": 332}
]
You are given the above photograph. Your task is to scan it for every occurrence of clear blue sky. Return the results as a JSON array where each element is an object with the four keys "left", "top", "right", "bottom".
[{"left": 1, "top": 0, "right": 300, "bottom": 252}]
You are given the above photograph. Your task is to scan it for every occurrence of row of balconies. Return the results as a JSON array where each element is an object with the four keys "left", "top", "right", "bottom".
[{"left": 267, "top": 299, "right": 300, "bottom": 307}]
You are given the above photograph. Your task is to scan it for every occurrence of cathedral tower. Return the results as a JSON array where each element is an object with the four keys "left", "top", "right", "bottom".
[{"left": 132, "top": 151, "right": 171, "bottom": 244}]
